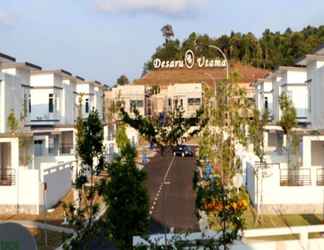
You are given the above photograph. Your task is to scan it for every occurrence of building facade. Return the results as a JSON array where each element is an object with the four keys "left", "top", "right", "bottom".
[
  {"left": 0, "top": 51, "right": 105, "bottom": 214},
  {"left": 243, "top": 44, "right": 324, "bottom": 214}
]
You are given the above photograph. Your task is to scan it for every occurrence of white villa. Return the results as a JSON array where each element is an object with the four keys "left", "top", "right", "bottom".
[
  {"left": 0, "top": 52, "right": 104, "bottom": 214},
  {"left": 243, "top": 45, "right": 324, "bottom": 214},
  {"left": 166, "top": 83, "right": 202, "bottom": 118}
]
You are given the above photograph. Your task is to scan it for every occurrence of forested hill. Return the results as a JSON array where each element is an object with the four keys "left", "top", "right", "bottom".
[{"left": 144, "top": 25, "right": 324, "bottom": 73}]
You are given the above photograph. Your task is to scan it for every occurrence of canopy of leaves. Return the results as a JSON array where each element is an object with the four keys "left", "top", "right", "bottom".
[
  {"left": 144, "top": 25, "right": 324, "bottom": 72},
  {"left": 116, "top": 74, "right": 130, "bottom": 86},
  {"left": 77, "top": 110, "right": 104, "bottom": 168},
  {"left": 195, "top": 73, "right": 252, "bottom": 247},
  {"left": 278, "top": 92, "right": 297, "bottom": 134},
  {"left": 102, "top": 131, "right": 149, "bottom": 249},
  {"left": 116, "top": 123, "right": 130, "bottom": 150},
  {"left": 120, "top": 106, "right": 207, "bottom": 148},
  {"left": 249, "top": 109, "right": 269, "bottom": 162}
]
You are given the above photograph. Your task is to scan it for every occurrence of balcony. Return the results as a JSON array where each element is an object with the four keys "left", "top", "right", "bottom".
[
  {"left": 280, "top": 168, "right": 312, "bottom": 186},
  {"left": 48, "top": 143, "right": 74, "bottom": 156},
  {"left": 28, "top": 113, "right": 60, "bottom": 126},
  {"left": 0, "top": 168, "right": 15, "bottom": 186}
]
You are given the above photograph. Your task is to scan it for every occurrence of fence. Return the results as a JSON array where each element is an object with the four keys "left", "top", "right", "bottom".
[
  {"left": 280, "top": 168, "right": 312, "bottom": 186},
  {"left": 316, "top": 168, "right": 324, "bottom": 186},
  {"left": 133, "top": 225, "right": 324, "bottom": 250}
]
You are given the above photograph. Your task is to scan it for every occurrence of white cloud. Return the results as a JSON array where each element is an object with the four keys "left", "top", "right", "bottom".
[
  {"left": 0, "top": 11, "right": 16, "bottom": 26},
  {"left": 96, "top": 0, "right": 205, "bottom": 16}
]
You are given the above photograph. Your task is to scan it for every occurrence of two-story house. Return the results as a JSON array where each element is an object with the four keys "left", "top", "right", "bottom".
[
  {"left": 241, "top": 45, "right": 324, "bottom": 215},
  {"left": 29, "top": 70, "right": 77, "bottom": 159}
]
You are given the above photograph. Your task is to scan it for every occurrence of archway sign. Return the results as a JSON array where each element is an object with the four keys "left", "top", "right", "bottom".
[{"left": 153, "top": 49, "right": 227, "bottom": 69}]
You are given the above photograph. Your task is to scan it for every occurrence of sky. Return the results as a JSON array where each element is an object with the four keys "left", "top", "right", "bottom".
[{"left": 0, "top": 0, "right": 323, "bottom": 86}]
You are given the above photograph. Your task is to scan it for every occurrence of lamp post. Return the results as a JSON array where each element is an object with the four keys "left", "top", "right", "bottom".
[
  {"left": 208, "top": 45, "right": 229, "bottom": 80},
  {"left": 201, "top": 44, "right": 230, "bottom": 249}
]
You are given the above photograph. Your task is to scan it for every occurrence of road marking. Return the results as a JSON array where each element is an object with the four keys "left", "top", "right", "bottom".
[{"left": 149, "top": 155, "right": 176, "bottom": 216}]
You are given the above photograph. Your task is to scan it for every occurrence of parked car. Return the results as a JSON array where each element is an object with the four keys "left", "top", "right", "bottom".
[{"left": 173, "top": 145, "right": 193, "bottom": 157}]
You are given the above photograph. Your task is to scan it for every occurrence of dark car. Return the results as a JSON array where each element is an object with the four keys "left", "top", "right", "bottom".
[{"left": 173, "top": 145, "right": 193, "bottom": 157}]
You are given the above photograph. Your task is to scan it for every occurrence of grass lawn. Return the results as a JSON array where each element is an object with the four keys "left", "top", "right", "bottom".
[
  {"left": 28, "top": 228, "right": 70, "bottom": 250},
  {"left": 244, "top": 205, "right": 324, "bottom": 229}
]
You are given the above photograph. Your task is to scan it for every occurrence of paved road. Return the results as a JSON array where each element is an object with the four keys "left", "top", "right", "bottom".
[
  {"left": 145, "top": 150, "right": 198, "bottom": 233},
  {"left": 81, "top": 150, "right": 199, "bottom": 249}
]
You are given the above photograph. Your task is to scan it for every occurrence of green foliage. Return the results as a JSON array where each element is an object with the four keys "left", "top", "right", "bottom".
[
  {"left": 116, "top": 74, "right": 130, "bottom": 86},
  {"left": 64, "top": 109, "right": 105, "bottom": 249},
  {"left": 7, "top": 110, "right": 19, "bottom": 133},
  {"left": 103, "top": 140, "right": 149, "bottom": 249},
  {"left": 77, "top": 110, "right": 105, "bottom": 168},
  {"left": 278, "top": 92, "right": 298, "bottom": 169},
  {"left": 195, "top": 73, "right": 251, "bottom": 248},
  {"left": 278, "top": 92, "right": 297, "bottom": 135},
  {"left": 116, "top": 123, "right": 131, "bottom": 150},
  {"left": 145, "top": 25, "right": 324, "bottom": 71},
  {"left": 249, "top": 109, "right": 269, "bottom": 162},
  {"left": 161, "top": 24, "right": 175, "bottom": 42},
  {"left": 121, "top": 105, "right": 207, "bottom": 151}
]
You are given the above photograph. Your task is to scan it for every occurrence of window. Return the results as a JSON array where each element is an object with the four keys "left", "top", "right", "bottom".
[
  {"left": 188, "top": 98, "right": 201, "bottom": 106},
  {"left": 264, "top": 97, "right": 269, "bottom": 110},
  {"left": 130, "top": 100, "right": 144, "bottom": 111},
  {"left": 85, "top": 98, "right": 89, "bottom": 113},
  {"left": 49, "top": 94, "right": 54, "bottom": 113},
  {"left": 180, "top": 99, "right": 183, "bottom": 107},
  {"left": 136, "top": 100, "right": 143, "bottom": 108},
  {"left": 28, "top": 94, "right": 31, "bottom": 113},
  {"left": 23, "top": 94, "right": 28, "bottom": 116},
  {"left": 168, "top": 99, "right": 172, "bottom": 106}
]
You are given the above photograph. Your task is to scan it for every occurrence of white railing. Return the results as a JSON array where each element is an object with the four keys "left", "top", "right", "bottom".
[
  {"left": 134, "top": 225, "right": 324, "bottom": 250},
  {"left": 41, "top": 160, "right": 76, "bottom": 181}
]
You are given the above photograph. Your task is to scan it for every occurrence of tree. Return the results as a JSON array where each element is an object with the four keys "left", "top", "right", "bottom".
[
  {"left": 249, "top": 108, "right": 269, "bottom": 221},
  {"left": 7, "top": 110, "right": 19, "bottom": 134},
  {"left": 145, "top": 24, "right": 324, "bottom": 71},
  {"left": 161, "top": 24, "right": 175, "bottom": 43},
  {"left": 195, "top": 74, "right": 251, "bottom": 249},
  {"left": 116, "top": 75, "right": 129, "bottom": 86},
  {"left": 7, "top": 109, "right": 32, "bottom": 166},
  {"left": 278, "top": 92, "right": 298, "bottom": 170},
  {"left": 101, "top": 126, "right": 149, "bottom": 249},
  {"left": 120, "top": 105, "right": 207, "bottom": 156},
  {"left": 63, "top": 109, "right": 105, "bottom": 249},
  {"left": 116, "top": 123, "right": 129, "bottom": 150}
]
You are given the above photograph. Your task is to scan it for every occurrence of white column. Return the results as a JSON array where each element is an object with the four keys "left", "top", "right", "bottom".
[
  {"left": 263, "top": 131, "right": 268, "bottom": 151},
  {"left": 283, "top": 134, "right": 287, "bottom": 148},
  {"left": 299, "top": 231, "right": 309, "bottom": 250},
  {"left": 303, "top": 137, "right": 311, "bottom": 168}
]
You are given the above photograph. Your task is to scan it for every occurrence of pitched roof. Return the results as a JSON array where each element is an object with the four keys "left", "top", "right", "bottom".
[{"left": 134, "top": 62, "right": 269, "bottom": 88}]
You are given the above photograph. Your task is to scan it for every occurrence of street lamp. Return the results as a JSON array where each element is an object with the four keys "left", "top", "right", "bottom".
[
  {"left": 200, "top": 44, "right": 229, "bottom": 249},
  {"left": 208, "top": 45, "right": 229, "bottom": 80},
  {"left": 197, "top": 44, "right": 229, "bottom": 80}
]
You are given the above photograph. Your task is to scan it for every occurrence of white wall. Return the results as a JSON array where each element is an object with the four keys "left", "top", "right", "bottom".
[
  {"left": 41, "top": 161, "right": 74, "bottom": 208},
  {"left": 0, "top": 72, "right": 29, "bottom": 133},
  {"left": 112, "top": 85, "right": 146, "bottom": 116},
  {"left": 310, "top": 66, "right": 324, "bottom": 129},
  {"left": 76, "top": 83, "right": 103, "bottom": 120},
  {"left": 30, "top": 73, "right": 64, "bottom": 124},
  {"left": 62, "top": 79, "right": 76, "bottom": 125}
]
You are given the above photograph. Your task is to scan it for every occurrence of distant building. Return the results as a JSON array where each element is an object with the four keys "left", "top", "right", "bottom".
[{"left": 134, "top": 63, "right": 268, "bottom": 118}]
